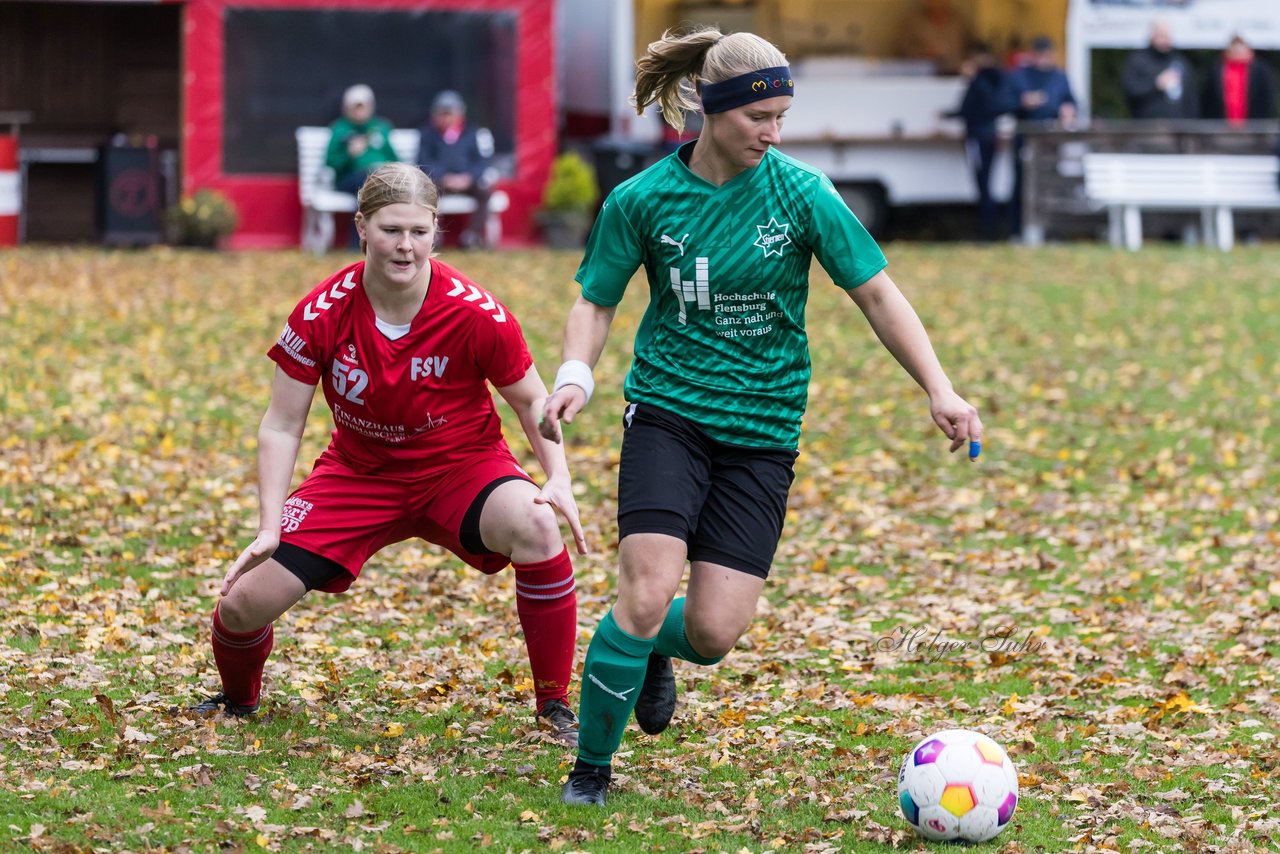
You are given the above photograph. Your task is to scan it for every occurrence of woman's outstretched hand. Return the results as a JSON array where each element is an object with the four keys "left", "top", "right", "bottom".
[
  {"left": 539, "top": 385, "right": 588, "bottom": 443},
  {"left": 221, "top": 531, "right": 280, "bottom": 596}
]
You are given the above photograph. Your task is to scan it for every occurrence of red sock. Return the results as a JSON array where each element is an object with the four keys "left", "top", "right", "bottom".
[
  {"left": 210, "top": 604, "right": 274, "bottom": 707},
  {"left": 513, "top": 549, "right": 577, "bottom": 709}
]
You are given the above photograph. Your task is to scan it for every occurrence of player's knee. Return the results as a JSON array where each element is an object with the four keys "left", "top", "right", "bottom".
[
  {"left": 685, "top": 617, "right": 743, "bottom": 659},
  {"left": 218, "top": 590, "right": 268, "bottom": 634},
  {"left": 614, "top": 586, "right": 676, "bottom": 638},
  {"left": 508, "top": 503, "right": 563, "bottom": 558}
]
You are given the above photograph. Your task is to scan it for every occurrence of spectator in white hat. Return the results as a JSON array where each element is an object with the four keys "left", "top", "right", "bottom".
[{"left": 324, "top": 85, "right": 401, "bottom": 247}]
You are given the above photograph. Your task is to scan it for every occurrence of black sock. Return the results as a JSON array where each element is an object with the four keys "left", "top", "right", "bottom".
[{"left": 573, "top": 757, "right": 610, "bottom": 778}]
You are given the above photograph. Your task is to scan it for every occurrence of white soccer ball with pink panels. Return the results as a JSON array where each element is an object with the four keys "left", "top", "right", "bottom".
[{"left": 897, "top": 729, "right": 1019, "bottom": 842}]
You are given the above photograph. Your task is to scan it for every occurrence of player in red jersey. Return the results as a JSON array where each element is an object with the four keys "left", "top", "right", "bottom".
[{"left": 191, "top": 163, "right": 586, "bottom": 743}]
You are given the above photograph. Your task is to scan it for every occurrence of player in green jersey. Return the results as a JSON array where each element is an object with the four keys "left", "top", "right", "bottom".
[{"left": 540, "top": 26, "right": 984, "bottom": 807}]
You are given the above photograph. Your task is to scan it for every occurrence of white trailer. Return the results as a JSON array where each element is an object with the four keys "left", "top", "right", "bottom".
[
  {"left": 557, "top": 0, "right": 1020, "bottom": 233},
  {"left": 777, "top": 57, "right": 1014, "bottom": 232},
  {"left": 558, "top": 0, "right": 1280, "bottom": 236}
]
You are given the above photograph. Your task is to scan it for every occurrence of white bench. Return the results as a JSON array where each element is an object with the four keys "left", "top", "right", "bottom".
[
  {"left": 295, "top": 126, "right": 508, "bottom": 254},
  {"left": 1082, "top": 152, "right": 1280, "bottom": 251}
]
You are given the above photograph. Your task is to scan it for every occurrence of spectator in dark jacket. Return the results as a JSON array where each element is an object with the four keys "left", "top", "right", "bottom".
[
  {"left": 418, "top": 91, "right": 498, "bottom": 249},
  {"left": 1121, "top": 19, "right": 1199, "bottom": 119},
  {"left": 1008, "top": 36, "right": 1076, "bottom": 237},
  {"left": 947, "top": 43, "right": 1017, "bottom": 240},
  {"left": 1010, "top": 37, "right": 1076, "bottom": 124},
  {"left": 1201, "top": 36, "right": 1276, "bottom": 125}
]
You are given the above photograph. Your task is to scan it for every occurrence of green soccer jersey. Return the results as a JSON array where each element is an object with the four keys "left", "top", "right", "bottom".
[{"left": 577, "top": 145, "right": 888, "bottom": 449}]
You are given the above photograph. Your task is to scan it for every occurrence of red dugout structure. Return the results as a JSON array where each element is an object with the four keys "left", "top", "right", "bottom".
[{"left": 183, "top": 0, "right": 556, "bottom": 248}]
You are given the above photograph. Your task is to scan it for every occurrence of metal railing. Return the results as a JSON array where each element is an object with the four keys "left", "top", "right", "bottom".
[{"left": 1018, "top": 120, "right": 1280, "bottom": 245}]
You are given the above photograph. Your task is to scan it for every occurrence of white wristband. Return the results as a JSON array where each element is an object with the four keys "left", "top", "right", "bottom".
[{"left": 553, "top": 359, "right": 595, "bottom": 405}]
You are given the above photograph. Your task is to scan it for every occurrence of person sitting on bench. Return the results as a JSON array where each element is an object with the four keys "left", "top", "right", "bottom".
[
  {"left": 418, "top": 90, "right": 498, "bottom": 249},
  {"left": 326, "top": 84, "right": 399, "bottom": 195}
]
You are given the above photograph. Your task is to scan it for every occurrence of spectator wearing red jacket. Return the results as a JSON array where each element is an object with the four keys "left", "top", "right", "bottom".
[{"left": 1201, "top": 36, "right": 1276, "bottom": 125}]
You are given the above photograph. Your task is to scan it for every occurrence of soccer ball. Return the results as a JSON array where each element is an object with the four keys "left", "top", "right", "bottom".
[{"left": 897, "top": 729, "right": 1019, "bottom": 842}]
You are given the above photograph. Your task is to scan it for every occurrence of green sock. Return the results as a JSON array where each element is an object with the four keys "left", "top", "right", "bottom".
[
  {"left": 653, "top": 597, "right": 724, "bottom": 666},
  {"left": 576, "top": 610, "right": 656, "bottom": 766}
]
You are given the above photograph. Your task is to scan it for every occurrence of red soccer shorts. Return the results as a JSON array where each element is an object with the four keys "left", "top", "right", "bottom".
[{"left": 277, "top": 446, "right": 533, "bottom": 592}]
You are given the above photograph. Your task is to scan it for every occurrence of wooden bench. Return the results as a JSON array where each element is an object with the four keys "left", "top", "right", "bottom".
[
  {"left": 295, "top": 126, "right": 509, "bottom": 254},
  {"left": 1082, "top": 152, "right": 1280, "bottom": 251}
]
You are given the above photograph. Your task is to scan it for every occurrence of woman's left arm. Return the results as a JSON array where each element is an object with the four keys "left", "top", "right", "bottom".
[
  {"left": 496, "top": 365, "right": 588, "bottom": 553},
  {"left": 846, "top": 270, "right": 984, "bottom": 458}
]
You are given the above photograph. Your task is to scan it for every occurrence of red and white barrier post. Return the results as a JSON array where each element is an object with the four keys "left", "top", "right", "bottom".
[{"left": 0, "top": 135, "right": 18, "bottom": 245}]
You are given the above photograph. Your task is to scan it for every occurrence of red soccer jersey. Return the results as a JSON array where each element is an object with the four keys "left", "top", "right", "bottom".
[{"left": 267, "top": 259, "right": 533, "bottom": 474}]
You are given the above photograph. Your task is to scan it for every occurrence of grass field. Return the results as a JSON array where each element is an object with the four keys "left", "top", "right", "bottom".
[{"left": 0, "top": 243, "right": 1277, "bottom": 853}]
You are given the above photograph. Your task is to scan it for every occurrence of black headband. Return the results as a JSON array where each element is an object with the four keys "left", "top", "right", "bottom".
[{"left": 700, "top": 66, "right": 794, "bottom": 114}]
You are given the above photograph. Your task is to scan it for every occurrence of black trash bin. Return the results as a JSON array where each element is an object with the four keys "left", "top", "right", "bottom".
[
  {"left": 97, "top": 142, "right": 166, "bottom": 246},
  {"left": 592, "top": 139, "right": 661, "bottom": 200}
]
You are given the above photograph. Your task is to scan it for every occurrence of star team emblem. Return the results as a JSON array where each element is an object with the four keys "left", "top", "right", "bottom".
[{"left": 753, "top": 217, "right": 792, "bottom": 258}]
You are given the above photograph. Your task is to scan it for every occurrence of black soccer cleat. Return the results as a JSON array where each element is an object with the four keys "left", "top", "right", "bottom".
[
  {"left": 190, "top": 692, "right": 258, "bottom": 718},
  {"left": 536, "top": 697, "right": 579, "bottom": 747},
  {"left": 561, "top": 763, "right": 611, "bottom": 806},
  {"left": 633, "top": 652, "right": 676, "bottom": 735}
]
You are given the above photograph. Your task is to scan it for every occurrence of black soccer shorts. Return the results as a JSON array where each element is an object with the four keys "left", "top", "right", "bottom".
[{"left": 616, "top": 402, "right": 797, "bottom": 579}]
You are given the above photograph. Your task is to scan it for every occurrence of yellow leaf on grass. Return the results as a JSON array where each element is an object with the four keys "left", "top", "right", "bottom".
[
  {"left": 1159, "top": 692, "right": 1211, "bottom": 715},
  {"left": 382, "top": 722, "right": 406, "bottom": 738}
]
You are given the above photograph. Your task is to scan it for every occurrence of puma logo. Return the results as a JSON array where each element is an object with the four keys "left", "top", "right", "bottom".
[
  {"left": 588, "top": 673, "right": 636, "bottom": 701},
  {"left": 660, "top": 233, "right": 689, "bottom": 256}
]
